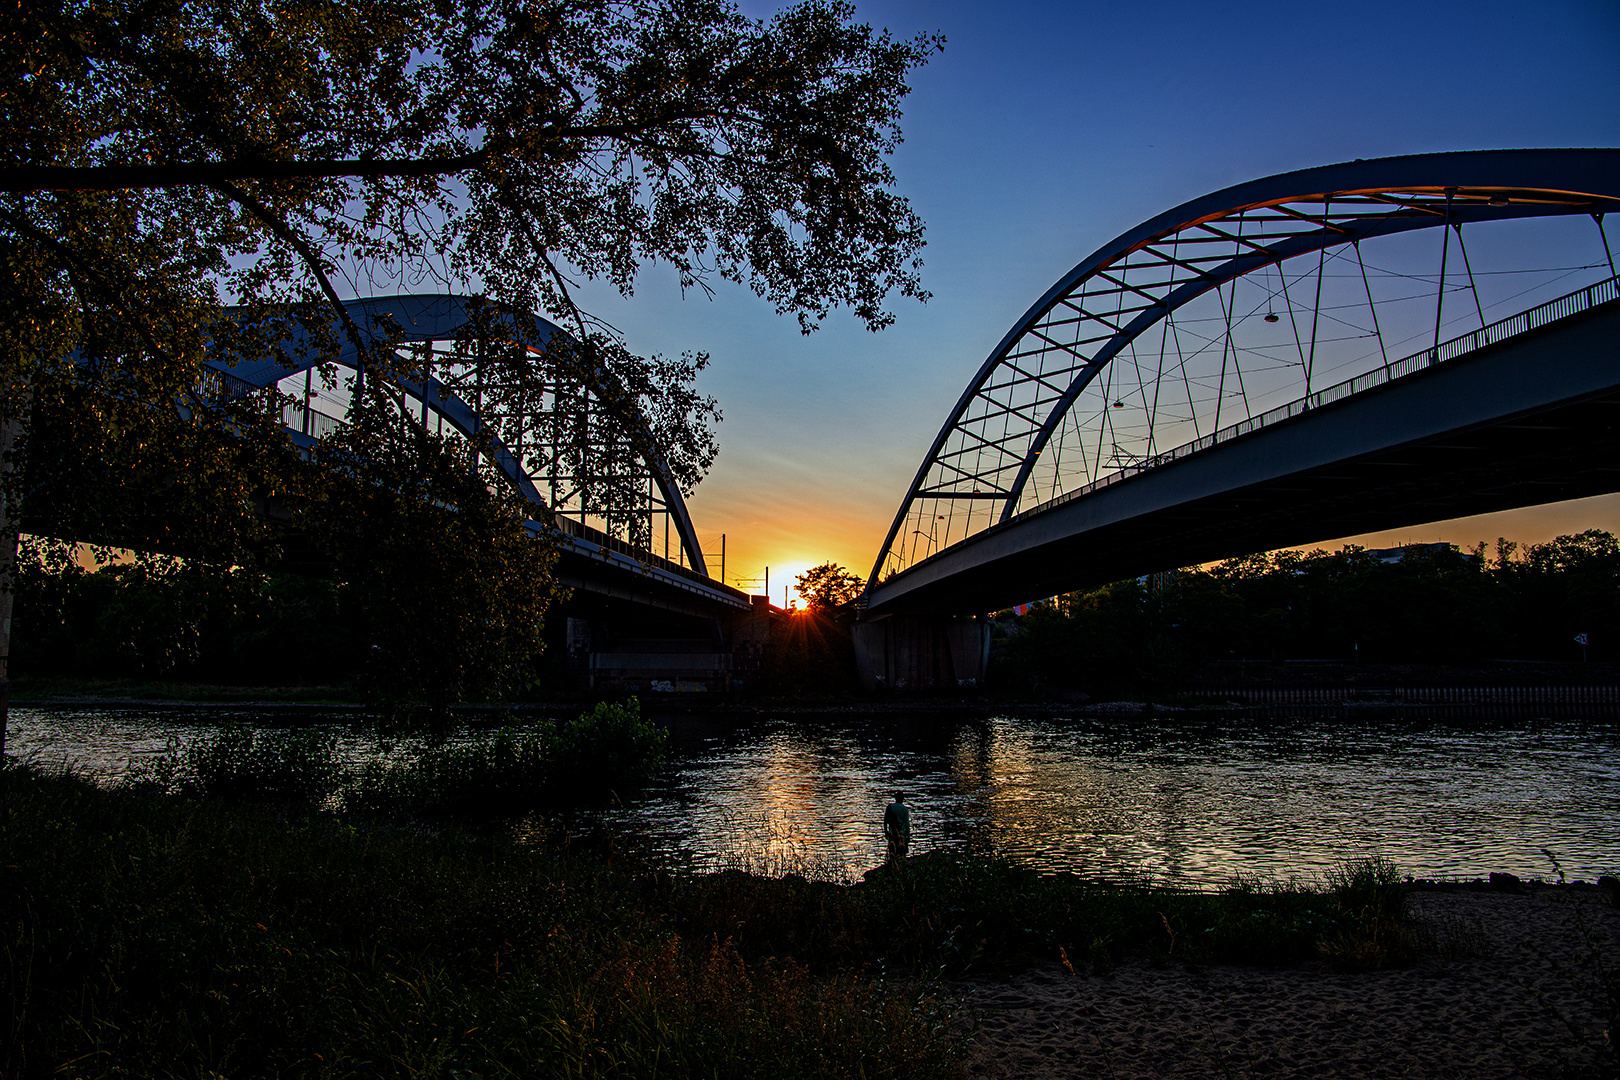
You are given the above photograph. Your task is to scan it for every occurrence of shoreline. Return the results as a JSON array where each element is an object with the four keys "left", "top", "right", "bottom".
[{"left": 12, "top": 693, "right": 1620, "bottom": 723}]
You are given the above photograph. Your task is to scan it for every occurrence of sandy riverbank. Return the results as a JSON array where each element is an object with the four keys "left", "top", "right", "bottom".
[{"left": 959, "top": 887, "right": 1618, "bottom": 1079}]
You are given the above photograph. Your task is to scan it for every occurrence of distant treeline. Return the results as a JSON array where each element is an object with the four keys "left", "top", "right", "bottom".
[
  {"left": 994, "top": 530, "right": 1620, "bottom": 695},
  {"left": 9, "top": 541, "right": 854, "bottom": 697},
  {"left": 12, "top": 549, "right": 367, "bottom": 687}
]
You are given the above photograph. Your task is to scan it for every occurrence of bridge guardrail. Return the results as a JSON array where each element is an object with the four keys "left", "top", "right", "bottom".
[
  {"left": 281, "top": 401, "right": 348, "bottom": 440},
  {"left": 1008, "top": 274, "right": 1620, "bottom": 528},
  {"left": 551, "top": 515, "right": 749, "bottom": 599}
]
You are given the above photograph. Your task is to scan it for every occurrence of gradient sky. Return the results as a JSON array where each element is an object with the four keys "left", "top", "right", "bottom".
[{"left": 576, "top": 0, "right": 1620, "bottom": 602}]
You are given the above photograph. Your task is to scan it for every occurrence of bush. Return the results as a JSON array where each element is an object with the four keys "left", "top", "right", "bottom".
[
  {"left": 344, "top": 698, "right": 667, "bottom": 820},
  {"left": 550, "top": 696, "right": 667, "bottom": 801},
  {"left": 178, "top": 724, "right": 340, "bottom": 809},
  {"left": 660, "top": 851, "right": 1429, "bottom": 978},
  {"left": 343, "top": 723, "right": 557, "bottom": 819}
]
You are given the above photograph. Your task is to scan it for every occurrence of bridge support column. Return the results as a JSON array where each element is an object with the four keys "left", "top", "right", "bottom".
[{"left": 853, "top": 616, "right": 991, "bottom": 692}]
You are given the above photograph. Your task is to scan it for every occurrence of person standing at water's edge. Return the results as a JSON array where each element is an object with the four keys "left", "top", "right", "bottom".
[{"left": 884, "top": 791, "right": 911, "bottom": 864}]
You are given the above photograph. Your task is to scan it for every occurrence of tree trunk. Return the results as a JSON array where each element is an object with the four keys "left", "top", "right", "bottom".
[{"left": 0, "top": 380, "right": 29, "bottom": 760}]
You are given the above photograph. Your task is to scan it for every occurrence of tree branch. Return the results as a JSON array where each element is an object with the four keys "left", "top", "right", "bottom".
[
  {"left": 211, "top": 180, "right": 381, "bottom": 395},
  {"left": 2, "top": 153, "right": 491, "bottom": 192}
]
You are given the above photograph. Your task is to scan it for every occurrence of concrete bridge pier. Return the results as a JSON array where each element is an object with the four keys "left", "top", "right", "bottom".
[{"left": 852, "top": 615, "right": 991, "bottom": 692}]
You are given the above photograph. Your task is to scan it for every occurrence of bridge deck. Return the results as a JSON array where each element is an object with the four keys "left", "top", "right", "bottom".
[{"left": 867, "top": 281, "right": 1620, "bottom": 616}]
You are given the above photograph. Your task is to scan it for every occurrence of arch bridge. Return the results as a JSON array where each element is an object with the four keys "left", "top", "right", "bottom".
[
  {"left": 204, "top": 295, "right": 751, "bottom": 688},
  {"left": 858, "top": 148, "right": 1620, "bottom": 687}
]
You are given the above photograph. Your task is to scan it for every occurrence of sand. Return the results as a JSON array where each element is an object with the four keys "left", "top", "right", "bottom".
[{"left": 957, "top": 887, "right": 1619, "bottom": 1079}]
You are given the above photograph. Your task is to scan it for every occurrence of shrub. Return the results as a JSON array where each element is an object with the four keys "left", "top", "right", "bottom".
[
  {"left": 550, "top": 696, "right": 667, "bottom": 801},
  {"left": 343, "top": 699, "right": 666, "bottom": 820},
  {"left": 178, "top": 724, "right": 340, "bottom": 809},
  {"left": 343, "top": 723, "right": 557, "bottom": 819},
  {"left": 1, "top": 764, "right": 964, "bottom": 1080}
]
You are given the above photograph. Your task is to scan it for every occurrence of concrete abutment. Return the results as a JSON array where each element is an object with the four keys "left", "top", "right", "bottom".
[{"left": 852, "top": 615, "right": 991, "bottom": 692}]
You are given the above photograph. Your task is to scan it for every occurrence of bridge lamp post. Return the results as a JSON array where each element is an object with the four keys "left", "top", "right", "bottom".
[{"left": 912, "top": 513, "right": 947, "bottom": 556}]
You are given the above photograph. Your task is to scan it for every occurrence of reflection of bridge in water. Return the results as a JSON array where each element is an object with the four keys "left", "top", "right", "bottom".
[
  {"left": 857, "top": 149, "right": 1620, "bottom": 689},
  {"left": 202, "top": 296, "right": 753, "bottom": 691}
]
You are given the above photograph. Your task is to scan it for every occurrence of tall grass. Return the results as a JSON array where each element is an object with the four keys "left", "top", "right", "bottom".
[
  {"left": 3, "top": 701, "right": 1451, "bottom": 1078},
  {"left": 0, "top": 762, "right": 962, "bottom": 1079},
  {"left": 136, "top": 697, "right": 667, "bottom": 819}
]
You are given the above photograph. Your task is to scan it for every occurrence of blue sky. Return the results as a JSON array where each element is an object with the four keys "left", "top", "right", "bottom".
[{"left": 579, "top": 0, "right": 1620, "bottom": 598}]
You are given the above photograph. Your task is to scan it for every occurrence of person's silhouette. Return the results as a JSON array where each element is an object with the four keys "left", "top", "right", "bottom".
[{"left": 884, "top": 791, "right": 910, "bottom": 864}]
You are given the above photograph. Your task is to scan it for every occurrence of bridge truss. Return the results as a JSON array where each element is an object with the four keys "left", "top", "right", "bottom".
[
  {"left": 871, "top": 149, "right": 1620, "bottom": 592},
  {"left": 204, "top": 294, "right": 715, "bottom": 582}
]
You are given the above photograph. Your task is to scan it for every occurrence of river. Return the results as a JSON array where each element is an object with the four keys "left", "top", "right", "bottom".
[{"left": 8, "top": 705, "right": 1618, "bottom": 888}]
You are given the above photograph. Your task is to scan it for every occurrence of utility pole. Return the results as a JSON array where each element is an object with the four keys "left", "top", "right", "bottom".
[{"left": 703, "top": 533, "right": 726, "bottom": 584}]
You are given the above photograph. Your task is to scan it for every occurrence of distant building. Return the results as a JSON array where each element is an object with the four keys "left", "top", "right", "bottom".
[{"left": 1362, "top": 542, "right": 1475, "bottom": 565}]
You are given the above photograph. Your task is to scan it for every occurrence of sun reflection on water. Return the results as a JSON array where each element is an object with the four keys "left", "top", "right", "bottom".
[{"left": 10, "top": 707, "right": 1619, "bottom": 887}]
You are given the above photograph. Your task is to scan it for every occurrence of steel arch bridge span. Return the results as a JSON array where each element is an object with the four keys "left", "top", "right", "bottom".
[
  {"left": 867, "top": 148, "right": 1620, "bottom": 615},
  {"left": 203, "top": 294, "right": 747, "bottom": 613}
]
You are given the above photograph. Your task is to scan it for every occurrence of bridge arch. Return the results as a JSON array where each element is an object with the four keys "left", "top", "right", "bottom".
[
  {"left": 203, "top": 294, "right": 710, "bottom": 577},
  {"left": 871, "top": 149, "right": 1620, "bottom": 600}
]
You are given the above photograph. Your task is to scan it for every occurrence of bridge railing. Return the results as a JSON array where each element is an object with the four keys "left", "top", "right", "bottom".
[
  {"left": 1011, "top": 274, "right": 1620, "bottom": 527},
  {"left": 551, "top": 514, "right": 749, "bottom": 598},
  {"left": 281, "top": 400, "right": 349, "bottom": 440}
]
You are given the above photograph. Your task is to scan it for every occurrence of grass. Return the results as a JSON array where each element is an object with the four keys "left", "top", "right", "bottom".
[
  {"left": 0, "top": 763, "right": 962, "bottom": 1079},
  {"left": 660, "top": 850, "right": 1417, "bottom": 979},
  {"left": 123, "top": 698, "right": 670, "bottom": 819},
  {"left": 2, "top": 709, "right": 1454, "bottom": 1079}
]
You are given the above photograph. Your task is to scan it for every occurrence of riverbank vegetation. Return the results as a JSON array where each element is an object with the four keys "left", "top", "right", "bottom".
[
  {"left": 1, "top": 762, "right": 960, "bottom": 1080},
  {"left": 4, "top": 704, "right": 1455, "bottom": 1078},
  {"left": 17, "top": 533, "right": 1619, "bottom": 708},
  {"left": 124, "top": 699, "right": 667, "bottom": 818},
  {"left": 995, "top": 530, "right": 1620, "bottom": 697}
]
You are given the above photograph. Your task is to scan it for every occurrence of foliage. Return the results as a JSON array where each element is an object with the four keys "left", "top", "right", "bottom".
[
  {"left": 549, "top": 696, "right": 668, "bottom": 798},
  {"left": 343, "top": 723, "right": 558, "bottom": 819},
  {"left": 308, "top": 408, "right": 564, "bottom": 710},
  {"left": 3, "top": 0, "right": 940, "bottom": 476},
  {"left": 19, "top": 359, "right": 309, "bottom": 563},
  {"left": 5, "top": 0, "right": 939, "bottom": 335},
  {"left": 347, "top": 699, "right": 667, "bottom": 817},
  {"left": 753, "top": 607, "right": 859, "bottom": 696},
  {"left": 993, "top": 532, "right": 1620, "bottom": 694},
  {"left": 11, "top": 539, "right": 357, "bottom": 685},
  {"left": 2, "top": 0, "right": 941, "bottom": 710},
  {"left": 796, "top": 561, "right": 866, "bottom": 609},
  {"left": 1, "top": 763, "right": 963, "bottom": 1079},
  {"left": 13, "top": 407, "right": 563, "bottom": 711},
  {"left": 174, "top": 724, "right": 341, "bottom": 810},
  {"left": 663, "top": 851, "right": 1417, "bottom": 978},
  {"left": 157, "top": 700, "right": 665, "bottom": 818}
]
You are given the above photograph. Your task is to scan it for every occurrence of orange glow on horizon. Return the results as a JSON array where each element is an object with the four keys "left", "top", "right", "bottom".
[{"left": 695, "top": 493, "right": 1620, "bottom": 606}]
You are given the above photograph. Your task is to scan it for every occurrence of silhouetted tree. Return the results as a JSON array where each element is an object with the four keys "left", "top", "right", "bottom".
[
  {"left": 992, "top": 533, "right": 1620, "bottom": 694},
  {"left": 796, "top": 562, "right": 865, "bottom": 610},
  {"left": 0, "top": 0, "right": 941, "bottom": 731}
]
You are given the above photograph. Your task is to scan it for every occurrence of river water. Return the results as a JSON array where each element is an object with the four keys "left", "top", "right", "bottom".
[{"left": 9, "top": 706, "right": 1618, "bottom": 888}]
